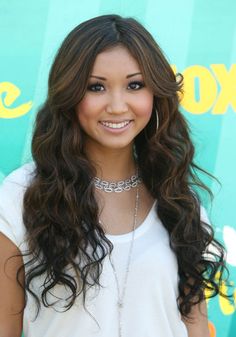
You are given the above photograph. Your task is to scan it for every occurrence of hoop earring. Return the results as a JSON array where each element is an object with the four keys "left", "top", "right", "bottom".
[
  {"left": 155, "top": 109, "right": 159, "bottom": 131},
  {"left": 133, "top": 143, "right": 138, "bottom": 160}
]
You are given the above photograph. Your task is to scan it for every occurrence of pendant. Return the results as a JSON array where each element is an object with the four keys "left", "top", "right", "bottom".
[{"left": 118, "top": 300, "right": 123, "bottom": 308}]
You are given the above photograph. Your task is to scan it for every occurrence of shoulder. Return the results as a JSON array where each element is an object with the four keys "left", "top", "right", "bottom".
[
  {"left": 1, "top": 161, "right": 36, "bottom": 191},
  {"left": 0, "top": 162, "right": 36, "bottom": 248},
  {"left": 200, "top": 204, "right": 211, "bottom": 225},
  {"left": 0, "top": 161, "right": 36, "bottom": 218}
]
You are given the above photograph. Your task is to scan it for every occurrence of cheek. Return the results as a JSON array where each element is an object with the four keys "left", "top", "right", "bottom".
[
  {"left": 134, "top": 93, "right": 153, "bottom": 119},
  {"left": 76, "top": 97, "right": 98, "bottom": 124}
]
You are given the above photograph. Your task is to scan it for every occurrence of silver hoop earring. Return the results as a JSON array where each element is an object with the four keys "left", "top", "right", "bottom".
[
  {"left": 133, "top": 143, "right": 138, "bottom": 160},
  {"left": 155, "top": 109, "right": 159, "bottom": 131}
]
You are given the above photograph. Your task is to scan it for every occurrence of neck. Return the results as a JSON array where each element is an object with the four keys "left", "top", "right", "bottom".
[{"left": 85, "top": 143, "right": 137, "bottom": 181}]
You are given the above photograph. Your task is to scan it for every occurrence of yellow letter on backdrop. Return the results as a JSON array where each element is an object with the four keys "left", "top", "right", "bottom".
[
  {"left": 181, "top": 65, "right": 217, "bottom": 114},
  {"left": 0, "top": 82, "right": 32, "bottom": 119},
  {"left": 211, "top": 64, "right": 236, "bottom": 114}
]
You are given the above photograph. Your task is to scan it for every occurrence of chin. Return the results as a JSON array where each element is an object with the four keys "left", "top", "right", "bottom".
[{"left": 100, "top": 141, "right": 133, "bottom": 151}]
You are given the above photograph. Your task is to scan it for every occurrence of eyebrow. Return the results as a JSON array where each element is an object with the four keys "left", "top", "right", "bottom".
[{"left": 89, "top": 72, "right": 142, "bottom": 80}]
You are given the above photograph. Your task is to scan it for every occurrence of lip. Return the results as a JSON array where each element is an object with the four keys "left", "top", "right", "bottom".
[{"left": 98, "top": 120, "right": 133, "bottom": 133}]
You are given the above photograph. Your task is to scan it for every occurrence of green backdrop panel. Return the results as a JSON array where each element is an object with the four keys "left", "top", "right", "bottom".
[{"left": 0, "top": 1, "right": 235, "bottom": 336}]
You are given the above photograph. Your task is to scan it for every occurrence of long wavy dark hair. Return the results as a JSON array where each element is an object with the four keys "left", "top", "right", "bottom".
[{"left": 18, "top": 14, "right": 229, "bottom": 320}]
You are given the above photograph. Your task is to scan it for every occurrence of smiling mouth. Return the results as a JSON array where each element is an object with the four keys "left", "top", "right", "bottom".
[{"left": 99, "top": 120, "right": 132, "bottom": 129}]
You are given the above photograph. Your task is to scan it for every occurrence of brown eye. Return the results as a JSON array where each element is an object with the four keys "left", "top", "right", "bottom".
[
  {"left": 87, "top": 83, "right": 105, "bottom": 92},
  {"left": 128, "top": 81, "right": 145, "bottom": 90}
]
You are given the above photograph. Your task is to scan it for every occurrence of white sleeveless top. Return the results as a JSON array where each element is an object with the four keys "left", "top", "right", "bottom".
[{"left": 0, "top": 162, "right": 209, "bottom": 337}]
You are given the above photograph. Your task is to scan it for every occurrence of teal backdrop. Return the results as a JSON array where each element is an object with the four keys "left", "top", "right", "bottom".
[{"left": 0, "top": 1, "right": 235, "bottom": 336}]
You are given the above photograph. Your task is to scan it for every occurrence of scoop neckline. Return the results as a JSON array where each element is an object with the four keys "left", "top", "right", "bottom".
[{"left": 105, "top": 200, "right": 157, "bottom": 243}]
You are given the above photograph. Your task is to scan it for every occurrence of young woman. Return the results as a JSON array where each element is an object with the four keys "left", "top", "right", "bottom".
[{"left": 0, "top": 14, "right": 227, "bottom": 337}]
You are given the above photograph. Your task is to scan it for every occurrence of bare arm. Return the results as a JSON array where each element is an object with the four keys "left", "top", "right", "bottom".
[
  {"left": 0, "top": 232, "right": 25, "bottom": 337},
  {"left": 181, "top": 300, "right": 210, "bottom": 337}
]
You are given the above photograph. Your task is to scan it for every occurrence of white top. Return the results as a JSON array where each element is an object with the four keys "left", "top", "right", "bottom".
[{"left": 0, "top": 162, "right": 210, "bottom": 337}]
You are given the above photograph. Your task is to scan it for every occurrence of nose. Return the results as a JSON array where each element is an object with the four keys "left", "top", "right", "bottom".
[{"left": 106, "top": 91, "right": 128, "bottom": 114}]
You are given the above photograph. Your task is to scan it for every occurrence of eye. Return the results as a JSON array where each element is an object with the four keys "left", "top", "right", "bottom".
[
  {"left": 87, "top": 82, "right": 105, "bottom": 92},
  {"left": 128, "top": 81, "right": 145, "bottom": 90}
]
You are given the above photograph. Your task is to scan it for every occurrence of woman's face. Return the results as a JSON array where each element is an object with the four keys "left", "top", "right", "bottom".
[{"left": 76, "top": 45, "right": 153, "bottom": 154}]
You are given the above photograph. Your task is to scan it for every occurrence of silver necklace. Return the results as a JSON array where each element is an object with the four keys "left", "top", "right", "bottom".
[
  {"left": 93, "top": 171, "right": 142, "bottom": 193},
  {"left": 100, "top": 186, "right": 139, "bottom": 337}
]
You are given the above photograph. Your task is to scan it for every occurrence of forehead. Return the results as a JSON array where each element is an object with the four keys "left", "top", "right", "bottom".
[{"left": 91, "top": 45, "right": 141, "bottom": 75}]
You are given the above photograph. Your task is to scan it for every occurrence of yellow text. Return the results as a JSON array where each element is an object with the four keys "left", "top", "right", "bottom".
[
  {"left": 174, "top": 64, "right": 236, "bottom": 114},
  {"left": 0, "top": 82, "right": 32, "bottom": 119}
]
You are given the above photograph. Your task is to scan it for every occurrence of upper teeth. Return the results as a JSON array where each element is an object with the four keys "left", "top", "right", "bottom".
[{"left": 100, "top": 121, "right": 130, "bottom": 129}]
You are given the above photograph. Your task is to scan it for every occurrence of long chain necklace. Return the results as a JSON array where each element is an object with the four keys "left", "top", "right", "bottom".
[{"left": 99, "top": 186, "right": 140, "bottom": 337}]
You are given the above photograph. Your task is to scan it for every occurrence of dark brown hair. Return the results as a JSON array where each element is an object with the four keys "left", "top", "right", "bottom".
[{"left": 19, "top": 14, "right": 229, "bottom": 320}]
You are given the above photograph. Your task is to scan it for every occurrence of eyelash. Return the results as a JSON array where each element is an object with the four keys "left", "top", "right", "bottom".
[{"left": 87, "top": 81, "right": 145, "bottom": 92}]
